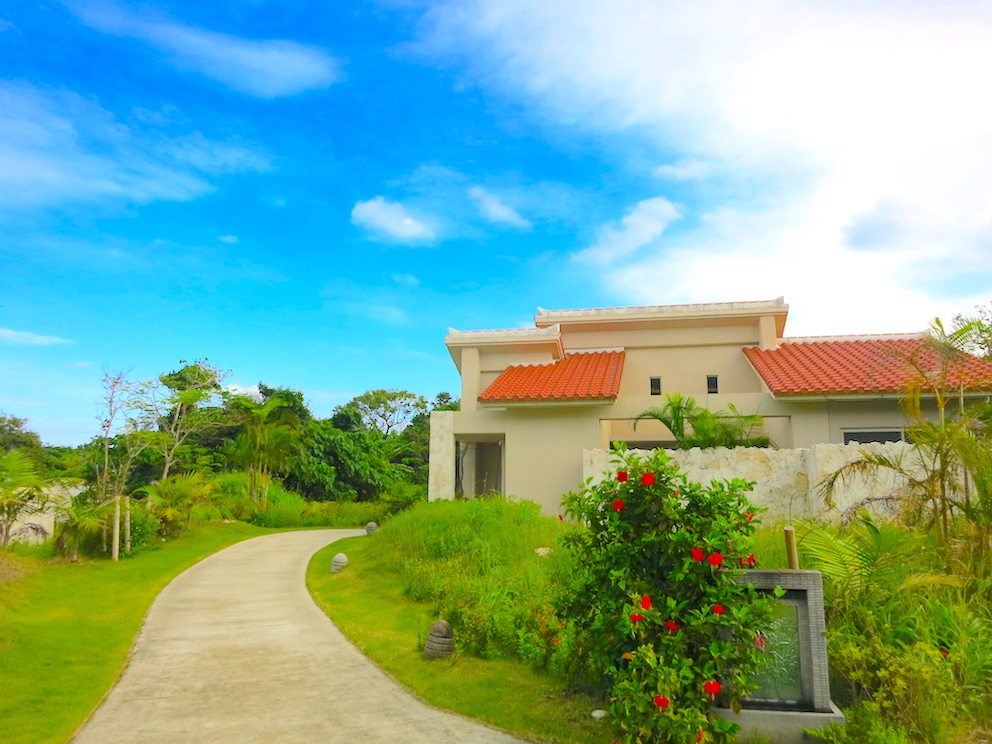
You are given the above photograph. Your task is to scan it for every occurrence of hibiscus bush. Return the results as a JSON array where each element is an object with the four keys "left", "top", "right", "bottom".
[{"left": 559, "top": 446, "right": 780, "bottom": 744}]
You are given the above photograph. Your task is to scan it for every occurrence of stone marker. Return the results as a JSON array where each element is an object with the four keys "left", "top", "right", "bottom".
[
  {"left": 590, "top": 710, "right": 607, "bottom": 721},
  {"left": 424, "top": 620, "right": 454, "bottom": 659},
  {"left": 331, "top": 553, "right": 348, "bottom": 574},
  {"left": 365, "top": 522, "right": 378, "bottom": 536}
]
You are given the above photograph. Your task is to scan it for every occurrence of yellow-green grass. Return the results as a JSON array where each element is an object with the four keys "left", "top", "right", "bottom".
[
  {"left": 307, "top": 535, "right": 610, "bottom": 744},
  {"left": 0, "top": 522, "right": 275, "bottom": 744}
]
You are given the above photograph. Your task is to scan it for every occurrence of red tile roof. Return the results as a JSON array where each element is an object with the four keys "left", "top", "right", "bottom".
[
  {"left": 479, "top": 351, "right": 625, "bottom": 403},
  {"left": 744, "top": 337, "right": 992, "bottom": 396}
]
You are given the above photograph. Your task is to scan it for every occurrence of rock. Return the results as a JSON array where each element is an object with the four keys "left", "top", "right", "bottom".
[
  {"left": 424, "top": 620, "right": 455, "bottom": 659},
  {"left": 331, "top": 553, "right": 348, "bottom": 574},
  {"left": 365, "top": 522, "right": 378, "bottom": 536},
  {"left": 534, "top": 547, "right": 552, "bottom": 557},
  {"left": 591, "top": 710, "right": 607, "bottom": 720}
]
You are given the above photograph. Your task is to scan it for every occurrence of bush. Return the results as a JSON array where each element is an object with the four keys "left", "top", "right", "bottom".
[
  {"left": 560, "top": 446, "right": 777, "bottom": 744},
  {"left": 363, "top": 497, "right": 576, "bottom": 659},
  {"left": 808, "top": 702, "right": 910, "bottom": 744}
]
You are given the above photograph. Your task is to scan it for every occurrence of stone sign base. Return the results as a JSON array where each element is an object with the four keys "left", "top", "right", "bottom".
[{"left": 715, "top": 703, "right": 846, "bottom": 744}]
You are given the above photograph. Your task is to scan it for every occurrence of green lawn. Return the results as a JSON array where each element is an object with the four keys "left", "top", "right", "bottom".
[
  {"left": 0, "top": 522, "right": 275, "bottom": 744},
  {"left": 307, "top": 535, "right": 611, "bottom": 744}
]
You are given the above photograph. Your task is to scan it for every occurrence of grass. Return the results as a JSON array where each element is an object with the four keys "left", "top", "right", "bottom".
[
  {"left": 307, "top": 534, "right": 611, "bottom": 744},
  {"left": 0, "top": 521, "right": 277, "bottom": 744}
]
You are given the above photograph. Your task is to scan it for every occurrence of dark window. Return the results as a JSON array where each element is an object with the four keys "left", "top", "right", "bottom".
[
  {"left": 843, "top": 430, "right": 904, "bottom": 445},
  {"left": 650, "top": 377, "right": 661, "bottom": 396},
  {"left": 707, "top": 375, "right": 719, "bottom": 394}
]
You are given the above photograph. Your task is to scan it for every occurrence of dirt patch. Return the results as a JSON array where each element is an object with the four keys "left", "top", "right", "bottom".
[{"left": 0, "top": 551, "right": 35, "bottom": 587}]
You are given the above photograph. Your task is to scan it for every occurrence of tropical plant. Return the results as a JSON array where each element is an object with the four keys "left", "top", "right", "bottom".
[
  {"left": 138, "top": 471, "right": 215, "bottom": 536},
  {"left": 560, "top": 446, "right": 778, "bottom": 744},
  {"left": 223, "top": 394, "right": 300, "bottom": 503},
  {"left": 0, "top": 449, "right": 49, "bottom": 547},
  {"left": 636, "top": 393, "right": 773, "bottom": 449},
  {"left": 52, "top": 489, "right": 110, "bottom": 560}
]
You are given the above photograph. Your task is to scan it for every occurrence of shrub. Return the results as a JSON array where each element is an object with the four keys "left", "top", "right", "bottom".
[
  {"left": 559, "top": 446, "right": 777, "bottom": 744},
  {"left": 808, "top": 702, "right": 910, "bottom": 744}
]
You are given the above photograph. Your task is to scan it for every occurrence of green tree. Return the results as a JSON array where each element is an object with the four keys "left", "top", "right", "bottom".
[
  {"left": 223, "top": 395, "right": 299, "bottom": 504},
  {"left": 138, "top": 471, "right": 215, "bottom": 536},
  {"left": 636, "top": 393, "right": 772, "bottom": 449},
  {"left": 345, "top": 389, "right": 427, "bottom": 435},
  {"left": 0, "top": 413, "right": 42, "bottom": 454}
]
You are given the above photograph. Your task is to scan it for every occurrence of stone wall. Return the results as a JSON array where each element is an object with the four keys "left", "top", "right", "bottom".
[{"left": 583, "top": 442, "right": 918, "bottom": 523}]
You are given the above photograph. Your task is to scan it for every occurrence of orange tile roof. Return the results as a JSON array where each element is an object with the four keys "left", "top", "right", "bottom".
[
  {"left": 744, "top": 338, "right": 992, "bottom": 396},
  {"left": 479, "top": 351, "right": 625, "bottom": 403}
]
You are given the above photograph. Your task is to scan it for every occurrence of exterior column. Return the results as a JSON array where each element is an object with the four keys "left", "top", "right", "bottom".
[
  {"left": 461, "top": 347, "right": 481, "bottom": 412},
  {"left": 461, "top": 441, "right": 477, "bottom": 499},
  {"left": 599, "top": 419, "right": 612, "bottom": 451},
  {"left": 759, "top": 315, "right": 779, "bottom": 350},
  {"left": 427, "top": 410, "right": 455, "bottom": 501}
]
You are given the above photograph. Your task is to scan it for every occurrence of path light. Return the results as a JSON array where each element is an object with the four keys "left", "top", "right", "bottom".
[
  {"left": 365, "top": 522, "right": 378, "bottom": 536},
  {"left": 424, "top": 620, "right": 454, "bottom": 659},
  {"left": 331, "top": 553, "right": 348, "bottom": 574}
]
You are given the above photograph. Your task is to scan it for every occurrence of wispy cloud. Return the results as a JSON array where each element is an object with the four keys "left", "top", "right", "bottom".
[
  {"left": 573, "top": 197, "right": 680, "bottom": 264},
  {"left": 467, "top": 185, "right": 531, "bottom": 228},
  {"left": 654, "top": 158, "right": 709, "bottom": 182},
  {"left": 0, "top": 328, "right": 70, "bottom": 345},
  {"left": 0, "top": 81, "right": 272, "bottom": 213},
  {"left": 321, "top": 278, "right": 415, "bottom": 325},
  {"left": 414, "top": 0, "right": 992, "bottom": 329},
  {"left": 70, "top": 3, "right": 340, "bottom": 98},
  {"left": 351, "top": 196, "right": 437, "bottom": 243},
  {"left": 389, "top": 273, "right": 421, "bottom": 287},
  {"left": 218, "top": 235, "right": 239, "bottom": 244}
]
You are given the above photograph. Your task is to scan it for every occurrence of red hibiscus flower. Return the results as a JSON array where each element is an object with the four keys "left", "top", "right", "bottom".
[
  {"left": 704, "top": 680, "right": 721, "bottom": 697},
  {"left": 754, "top": 633, "right": 766, "bottom": 649},
  {"left": 712, "top": 604, "right": 725, "bottom": 615},
  {"left": 552, "top": 638, "right": 560, "bottom": 645},
  {"left": 617, "top": 471, "right": 629, "bottom": 482},
  {"left": 641, "top": 472, "right": 655, "bottom": 486},
  {"left": 665, "top": 621, "right": 679, "bottom": 632},
  {"left": 941, "top": 650, "right": 949, "bottom": 658},
  {"left": 747, "top": 553, "right": 756, "bottom": 566},
  {"left": 745, "top": 511, "right": 755, "bottom": 522},
  {"left": 612, "top": 499, "right": 624, "bottom": 511},
  {"left": 697, "top": 729, "right": 705, "bottom": 743},
  {"left": 557, "top": 514, "right": 563, "bottom": 521},
  {"left": 629, "top": 613, "right": 645, "bottom": 623},
  {"left": 641, "top": 595, "right": 652, "bottom": 610},
  {"left": 653, "top": 695, "right": 669, "bottom": 709},
  {"left": 707, "top": 552, "right": 724, "bottom": 566},
  {"left": 691, "top": 548, "right": 705, "bottom": 561}
]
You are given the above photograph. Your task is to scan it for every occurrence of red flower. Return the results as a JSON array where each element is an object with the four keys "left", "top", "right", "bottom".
[
  {"left": 747, "top": 553, "right": 756, "bottom": 566},
  {"left": 704, "top": 680, "right": 721, "bottom": 696},
  {"left": 653, "top": 695, "right": 669, "bottom": 709},
  {"left": 697, "top": 728, "right": 705, "bottom": 743},
  {"left": 691, "top": 548, "right": 705, "bottom": 561},
  {"left": 629, "top": 613, "right": 645, "bottom": 623},
  {"left": 617, "top": 471, "right": 629, "bottom": 482},
  {"left": 552, "top": 638, "right": 560, "bottom": 644},
  {"left": 712, "top": 604, "right": 725, "bottom": 615},
  {"left": 745, "top": 511, "right": 755, "bottom": 522},
  {"left": 557, "top": 514, "right": 563, "bottom": 521},
  {"left": 612, "top": 499, "right": 625, "bottom": 511},
  {"left": 941, "top": 650, "right": 949, "bottom": 658},
  {"left": 641, "top": 472, "right": 655, "bottom": 485},
  {"left": 641, "top": 595, "right": 652, "bottom": 610},
  {"left": 665, "top": 621, "right": 679, "bottom": 632},
  {"left": 707, "top": 552, "right": 724, "bottom": 566},
  {"left": 754, "top": 633, "right": 766, "bottom": 650}
]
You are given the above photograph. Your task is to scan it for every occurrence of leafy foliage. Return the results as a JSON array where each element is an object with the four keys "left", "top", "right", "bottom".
[
  {"left": 636, "top": 393, "right": 772, "bottom": 449},
  {"left": 560, "top": 446, "right": 777, "bottom": 744}
]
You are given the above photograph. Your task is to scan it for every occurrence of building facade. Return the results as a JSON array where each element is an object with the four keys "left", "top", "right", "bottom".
[{"left": 428, "top": 298, "right": 992, "bottom": 514}]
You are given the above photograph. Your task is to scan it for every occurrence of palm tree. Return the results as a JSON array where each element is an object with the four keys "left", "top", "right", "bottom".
[
  {"left": 139, "top": 471, "right": 215, "bottom": 536},
  {"left": 0, "top": 449, "right": 48, "bottom": 547},
  {"left": 224, "top": 395, "right": 300, "bottom": 503},
  {"left": 52, "top": 489, "right": 110, "bottom": 560},
  {"left": 635, "top": 393, "right": 772, "bottom": 449}
]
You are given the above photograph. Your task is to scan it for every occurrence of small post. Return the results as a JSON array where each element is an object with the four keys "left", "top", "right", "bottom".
[{"left": 784, "top": 526, "right": 800, "bottom": 570}]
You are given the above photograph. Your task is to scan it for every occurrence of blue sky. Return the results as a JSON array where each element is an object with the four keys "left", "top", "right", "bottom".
[{"left": 3, "top": 0, "right": 991, "bottom": 445}]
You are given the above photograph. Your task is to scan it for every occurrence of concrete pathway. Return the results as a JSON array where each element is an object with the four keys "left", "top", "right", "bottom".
[{"left": 72, "top": 530, "right": 527, "bottom": 744}]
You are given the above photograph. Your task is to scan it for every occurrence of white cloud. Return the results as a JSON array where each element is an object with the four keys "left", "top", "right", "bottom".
[
  {"left": 225, "top": 383, "right": 262, "bottom": 401},
  {"left": 351, "top": 196, "right": 436, "bottom": 243},
  {"left": 0, "top": 82, "right": 272, "bottom": 213},
  {"left": 218, "top": 235, "right": 239, "bottom": 244},
  {"left": 413, "top": 0, "right": 992, "bottom": 329},
  {"left": 389, "top": 273, "right": 421, "bottom": 287},
  {"left": 71, "top": 3, "right": 340, "bottom": 98},
  {"left": 573, "top": 197, "right": 680, "bottom": 264},
  {"left": 71, "top": 361, "right": 93, "bottom": 368},
  {"left": 654, "top": 158, "right": 709, "bottom": 182},
  {"left": 0, "top": 328, "right": 70, "bottom": 345},
  {"left": 467, "top": 185, "right": 531, "bottom": 228}
]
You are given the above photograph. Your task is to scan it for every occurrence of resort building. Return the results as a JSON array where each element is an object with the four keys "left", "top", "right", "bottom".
[{"left": 428, "top": 298, "right": 992, "bottom": 514}]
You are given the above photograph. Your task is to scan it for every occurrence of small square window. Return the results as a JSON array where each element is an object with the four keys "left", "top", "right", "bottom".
[
  {"left": 707, "top": 375, "right": 719, "bottom": 394},
  {"left": 650, "top": 377, "right": 662, "bottom": 396}
]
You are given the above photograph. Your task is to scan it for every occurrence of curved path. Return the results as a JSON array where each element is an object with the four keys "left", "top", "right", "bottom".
[{"left": 73, "top": 530, "right": 526, "bottom": 744}]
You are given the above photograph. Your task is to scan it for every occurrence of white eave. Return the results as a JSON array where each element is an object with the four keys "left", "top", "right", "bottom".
[{"left": 445, "top": 324, "right": 564, "bottom": 370}]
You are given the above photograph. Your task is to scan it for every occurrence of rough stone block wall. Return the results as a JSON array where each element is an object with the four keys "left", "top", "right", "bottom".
[{"left": 584, "top": 442, "right": 918, "bottom": 523}]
